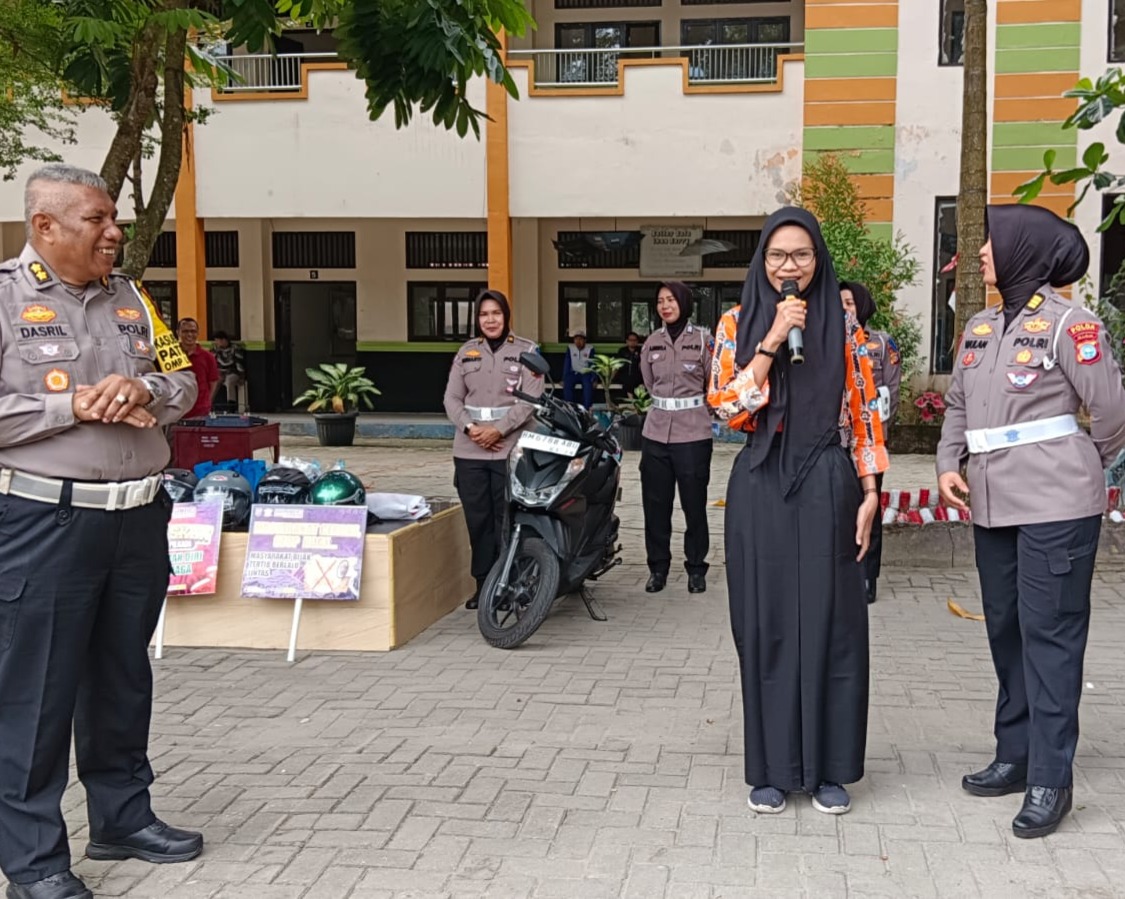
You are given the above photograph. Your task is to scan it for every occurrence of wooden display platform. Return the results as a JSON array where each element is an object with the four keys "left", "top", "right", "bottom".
[{"left": 157, "top": 504, "right": 474, "bottom": 652}]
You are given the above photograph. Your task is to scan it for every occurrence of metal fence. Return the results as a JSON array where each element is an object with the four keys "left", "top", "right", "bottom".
[
  {"left": 212, "top": 52, "right": 339, "bottom": 92},
  {"left": 508, "top": 43, "right": 801, "bottom": 89}
]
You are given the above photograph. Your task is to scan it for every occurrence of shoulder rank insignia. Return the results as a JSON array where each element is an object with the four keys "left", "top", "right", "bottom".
[
  {"left": 28, "top": 261, "right": 53, "bottom": 285},
  {"left": 1027, "top": 294, "right": 1044, "bottom": 311}
]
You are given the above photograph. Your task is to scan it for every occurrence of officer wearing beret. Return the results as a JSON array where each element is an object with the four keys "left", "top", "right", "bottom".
[
  {"left": 0, "top": 165, "right": 200, "bottom": 899},
  {"left": 937, "top": 205, "right": 1125, "bottom": 839}
]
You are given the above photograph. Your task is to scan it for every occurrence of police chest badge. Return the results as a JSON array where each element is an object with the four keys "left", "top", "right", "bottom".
[
  {"left": 21, "top": 304, "right": 56, "bottom": 324},
  {"left": 44, "top": 369, "right": 69, "bottom": 392},
  {"left": 1006, "top": 371, "right": 1038, "bottom": 390},
  {"left": 115, "top": 308, "right": 142, "bottom": 322},
  {"left": 1067, "top": 322, "right": 1102, "bottom": 365},
  {"left": 971, "top": 323, "right": 993, "bottom": 336},
  {"left": 1023, "top": 318, "right": 1051, "bottom": 334}
]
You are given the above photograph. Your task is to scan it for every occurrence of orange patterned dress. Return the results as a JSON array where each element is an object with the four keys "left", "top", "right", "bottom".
[{"left": 707, "top": 306, "right": 888, "bottom": 478}]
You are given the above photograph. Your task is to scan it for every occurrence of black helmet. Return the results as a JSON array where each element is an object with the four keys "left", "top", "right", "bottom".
[
  {"left": 162, "top": 468, "right": 198, "bottom": 503},
  {"left": 255, "top": 467, "right": 312, "bottom": 504},
  {"left": 193, "top": 470, "right": 253, "bottom": 528},
  {"left": 308, "top": 470, "right": 366, "bottom": 506}
]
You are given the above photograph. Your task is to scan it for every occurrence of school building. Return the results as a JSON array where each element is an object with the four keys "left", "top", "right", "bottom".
[{"left": 0, "top": 0, "right": 1122, "bottom": 411}]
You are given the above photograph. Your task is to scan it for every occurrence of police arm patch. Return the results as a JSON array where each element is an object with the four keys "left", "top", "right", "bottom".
[{"left": 1067, "top": 322, "right": 1102, "bottom": 366}]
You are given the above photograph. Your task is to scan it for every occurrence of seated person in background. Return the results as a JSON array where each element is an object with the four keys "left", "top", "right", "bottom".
[{"left": 211, "top": 330, "right": 246, "bottom": 411}]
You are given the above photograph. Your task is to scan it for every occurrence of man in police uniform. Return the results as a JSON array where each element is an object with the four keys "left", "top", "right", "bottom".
[
  {"left": 0, "top": 165, "right": 200, "bottom": 899},
  {"left": 841, "top": 282, "right": 901, "bottom": 603}
]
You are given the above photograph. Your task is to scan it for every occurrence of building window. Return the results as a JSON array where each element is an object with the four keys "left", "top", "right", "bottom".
[
  {"left": 556, "top": 0, "right": 659, "bottom": 8},
  {"left": 1112, "top": 1, "right": 1125, "bottom": 63},
  {"left": 145, "top": 281, "right": 177, "bottom": 327},
  {"left": 272, "top": 231, "right": 356, "bottom": 268},
  {"left": 701, "top": 230, "right": 760, "bottom": 268},
  {"left": 408, "top": 282, "right": 487, "bottom": 342},
  {"left": 205, "top": 231, "right": 240, "bottom": 268},
  {"left": 931, "top": 198, "right": 958, "bottom": 374},
  {"left": 560, "top": 281, "right": 742, "bottom": 341},
  {"left": 406, "top": 232, "right": 488, "bottom": 269},
  {"left": 147, "top": 232, "right": 177, "bottom": 268},
  {"left": 939, "top": 0, "right": 965, "bottom": 66},
  {"left": 207, "top": 282, "right": 241, "bottom": 340},
  {"left": 681, "top": 19, "right": 789, "bottom": 81},
  {"left": 555, "top": 232, "right": 643, "bottom": 269},
  {"left": 554, "top": 22, "right": 660, "bottom": 83}
]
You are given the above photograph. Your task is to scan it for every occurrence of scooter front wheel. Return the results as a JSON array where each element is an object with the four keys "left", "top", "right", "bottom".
[{"left": 477, "top": 537, "right": 560, "bottom": 649}]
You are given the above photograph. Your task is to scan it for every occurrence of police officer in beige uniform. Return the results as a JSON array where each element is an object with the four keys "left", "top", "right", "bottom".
[
  {"left": 841, "top": 282, "right": 902, "bottom": 603},
  {"left": 937, "top": 205, "right": 1125, "bottom": 839},
  {"left": 639, "top": 281, "right": 715, "bottom": 594},
  {"left": 444, "top": 290, "right": 543, "bottom": 609},
  {"left": 0, "top": 166, "right": 200, "bottom": 899}
]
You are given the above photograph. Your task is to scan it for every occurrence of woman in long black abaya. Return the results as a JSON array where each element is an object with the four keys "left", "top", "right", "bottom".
[{"left": 707, "top": 208, "right": 888, "bottom": 815}]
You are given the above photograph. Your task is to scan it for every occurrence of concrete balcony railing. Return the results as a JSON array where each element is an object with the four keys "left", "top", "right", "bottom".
[
  {"left": 212, "top": 52, "right": 340, "bottom": 92},
  {"left": 507, "top": 43, "right": 802, "bottom": 89}
]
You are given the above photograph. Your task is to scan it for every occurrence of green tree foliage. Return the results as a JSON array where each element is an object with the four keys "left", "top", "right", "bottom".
[
  {"left": 796, "top": 154, "right": 924, "bottom": 379},
  {"left": 0, "top": 1, "right": 76, "bottom": 179}
]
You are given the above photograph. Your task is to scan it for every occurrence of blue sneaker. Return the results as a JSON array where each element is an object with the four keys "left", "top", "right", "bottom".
[
  {"left": 811, "top": 782, "right": 851, "bottom": 814},
  {"left": 748, "top": 785, "right": 786, "bottom": 814}
]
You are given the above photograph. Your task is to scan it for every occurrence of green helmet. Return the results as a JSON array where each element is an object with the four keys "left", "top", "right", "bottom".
[{"left": 309, "top": 470, "right": 366, "bottom": 506}]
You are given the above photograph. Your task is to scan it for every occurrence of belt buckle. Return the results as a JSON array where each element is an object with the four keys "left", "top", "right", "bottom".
[{"left": 965, "top": 430, "right": 988, "bottom": 454}]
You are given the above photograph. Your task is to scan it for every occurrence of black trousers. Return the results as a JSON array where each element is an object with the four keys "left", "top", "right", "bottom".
[
  {"left": 454, "top": 457, "right": 508, "bottom": 583},
  {"left": 973, "top": 515, "right": 1102, "bottom": 788},
  {"left": 864, "top": 472, "right": 885, "bottom": 598},
  {"left": 639, "top": 437, "right": 712, "bottom": 576},
  {"left": 0, "top": 489, "right": 172, "bottom": 884}
]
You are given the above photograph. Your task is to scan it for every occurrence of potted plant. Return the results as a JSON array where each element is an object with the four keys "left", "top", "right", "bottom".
[
  {"left": 586, "top": 353, "right": 626, "bottom": 428},
  {"left": 292, "top": 363, "right": 381, "bottom": 447},
  {"left": 615, "top": 386, "right": 652, "bottom": 452}
]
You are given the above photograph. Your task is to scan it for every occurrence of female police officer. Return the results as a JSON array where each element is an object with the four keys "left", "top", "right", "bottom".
[
  {"left": 937, "top": 204, "right": 1125, "bottom": 838},
  {"left": 444, "top": 290, "right": 543, "bottom": 609},
  {"left": 639, "top": 281, "right": 714, "bottom": 594}
]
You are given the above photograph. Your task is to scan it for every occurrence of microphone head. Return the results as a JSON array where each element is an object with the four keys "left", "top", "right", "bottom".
[{"left": 780, "top": 279, "right": 799, "bottom": 296}]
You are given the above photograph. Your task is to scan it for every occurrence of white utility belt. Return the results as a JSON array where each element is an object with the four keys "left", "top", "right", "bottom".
[
  {"left": 965, "top": 413, "right": 1080, "bottom": 455},
  {"left": 0, "top": 469, "right": 164, "bottom": 511},
  {"left": 651, "top": 394, "right": 705, "bottom": 412},
  {"left": 467, "top": 405, "right": 508, "bottom": 422}
]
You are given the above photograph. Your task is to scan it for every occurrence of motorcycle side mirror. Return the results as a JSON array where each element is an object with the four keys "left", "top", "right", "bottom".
[{"left": 520, "top": 351, "right": 551, "bottom": 377}]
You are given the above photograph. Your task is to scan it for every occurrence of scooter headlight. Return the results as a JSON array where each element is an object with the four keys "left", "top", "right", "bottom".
[{"left": 509, "top": 448, "right": 585, "bottom": 508}]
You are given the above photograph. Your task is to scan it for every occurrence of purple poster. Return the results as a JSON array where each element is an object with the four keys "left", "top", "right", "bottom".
[
  {"left": 167, "top": 501, "right": 224, "bottom": 596},
  {"left": 241, "top": 504, "right": 367, "bottom": 600}
]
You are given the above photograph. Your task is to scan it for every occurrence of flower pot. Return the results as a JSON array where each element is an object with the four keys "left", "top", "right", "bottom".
[
  {"left": 614, "top": 413, "right": 645, "bottom": 451},
  {"left": 314, "top": 412, "right": 358, "bottom": 447}
]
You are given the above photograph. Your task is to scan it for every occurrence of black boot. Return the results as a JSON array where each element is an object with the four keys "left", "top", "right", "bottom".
[
  {"left": 866, "top": 579, "right": 877, "bottom": 604},
  {"left": 962, "top": 760, "right": 1028, "bottom": 797},
  {"left": 466, "top": 577, "right": 484, "bottom": 610},
  {"left": 688, "top": 572, "right": 706, "bottom": 593},
  {"left": 645, "top": 572, "right": 667, "bottom": 593},
  {"left": 1012, "top": 786, "right": 1073, "bottom": 839}
]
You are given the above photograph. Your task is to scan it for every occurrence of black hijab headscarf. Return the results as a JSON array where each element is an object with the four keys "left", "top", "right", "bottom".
[
  {"left": 841, "top": 281, "right": 875, "bottom": 328},
  {"left": 986, "top": 204, "right": 1089, "bottom": 329},
  {"left": 735, "top": 207, "right": 845, "bottom": 497},
  {"left": 658, "top": 281, "right": 694, "bottom": 342},
  {"left": 475, "top": 289, "right": 512, "bottom": 352}
]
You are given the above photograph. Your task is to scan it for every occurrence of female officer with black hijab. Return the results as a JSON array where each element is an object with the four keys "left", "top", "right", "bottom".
[
  {"left": 639, "top": 281, "right": 714, "bottom": 594},
  {"left": 709, "top": 208, "right": 887, "bottom": 816},
  {"left": 444, "top": 290, "right": 542, "bottom": 609},
  {"left": 938, "top": 204, "right": 1125, "bottom": 838}
]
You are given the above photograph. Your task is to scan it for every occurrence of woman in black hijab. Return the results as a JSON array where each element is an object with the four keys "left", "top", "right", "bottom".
[
  {"left": 708, "top": 208, "right": 888, "bottom": 816},
  {"left": 638, "top": 281, "right": 715, "bottom": 593},
  {"left": 937, "top": 205, "right": 1125, "bottom": 838}
]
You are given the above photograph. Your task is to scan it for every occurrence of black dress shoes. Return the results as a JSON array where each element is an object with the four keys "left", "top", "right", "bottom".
[
  {"left": 6, "top": 872, "right": 91, "bottom": 899},
  {"left": 962, "top": 760, "right": 1028, "bottom": 797},
  {"left": 688, "top": 573, "right": 706, "bottom": 593},
  {"left": 1012, "top": 786, "right": 1073, "bottom": 839},
  {"left": 466, "top": 579, "right": 483, "bottom": 610},
  {"left": 645, "top": 572, "right": 667, "bottom": 593},
  {"left": 86, "top": 819, "right": 203, "bottom": 864}
]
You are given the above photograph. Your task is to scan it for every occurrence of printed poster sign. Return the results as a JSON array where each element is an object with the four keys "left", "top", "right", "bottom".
[
  {"left": 167, "top": 501, "right": 224, "bottom": 596},
  {"left": 241, "top": 504, "right": 367, "bottom": 600},
  {"left": 639, "top": 225, "right": 704, "bottom": 278}
]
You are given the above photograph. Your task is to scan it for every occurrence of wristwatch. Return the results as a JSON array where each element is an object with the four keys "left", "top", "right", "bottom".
[{"left": 141, "top": 375, "right": 163, "bottom": 409}]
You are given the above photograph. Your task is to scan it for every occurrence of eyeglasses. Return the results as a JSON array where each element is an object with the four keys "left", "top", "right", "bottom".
[{"left": 765, "top": 248, "right": 816, "bottom": 267}]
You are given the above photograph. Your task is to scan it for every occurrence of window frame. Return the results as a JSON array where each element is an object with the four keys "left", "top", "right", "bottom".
[
  {"left": 407, "top": 281, "right": 488, "bottom": 343},
  {"left": 938, "top": 0, "right": 965, "bottom": 67},
  {"left": 930, "top": 197, "right": 958, "bottom": 374},
  {"left": 558, "top": 280, "right": 743, "bottom": 342},
  {"left": 206, "top": 280, "right": 242, "bottom": 341}
]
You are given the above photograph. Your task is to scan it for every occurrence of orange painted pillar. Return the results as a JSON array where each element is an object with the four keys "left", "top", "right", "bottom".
[
  {"left": 174, "top": 89, "right": 207, "bottom": 334},
  {"left": 485, "top": 31, "right": 514, "bottom": 304}
]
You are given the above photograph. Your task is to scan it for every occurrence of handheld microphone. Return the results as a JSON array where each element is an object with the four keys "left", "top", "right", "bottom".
[{"left": 780, "top": 279, "right": 805, "bottom": 365}]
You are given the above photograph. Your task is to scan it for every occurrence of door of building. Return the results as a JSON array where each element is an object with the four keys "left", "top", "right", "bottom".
[{"left": 274, "top": 281, "right": 358, "bottom": 408}]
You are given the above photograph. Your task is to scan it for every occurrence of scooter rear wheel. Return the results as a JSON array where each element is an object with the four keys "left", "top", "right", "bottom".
[{"left": 477, "top": 537, "right": 560, "bottom": 649}]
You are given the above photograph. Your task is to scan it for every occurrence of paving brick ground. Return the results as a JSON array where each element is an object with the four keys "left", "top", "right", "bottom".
[{"left": 5, "top": 440, "right": 1125, "bottom": 898}]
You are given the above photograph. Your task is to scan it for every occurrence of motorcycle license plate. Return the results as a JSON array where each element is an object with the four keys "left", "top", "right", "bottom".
[{"left": 518, "top": 431, "right": 580, "bottom": 457}]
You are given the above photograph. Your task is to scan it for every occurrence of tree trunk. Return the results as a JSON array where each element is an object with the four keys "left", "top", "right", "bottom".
[
  {"left": 954, "top": 0, "right": 989, "bottom": 343},
  {"left": 121, "top": 23, "right": 188, "bottom": 278}
]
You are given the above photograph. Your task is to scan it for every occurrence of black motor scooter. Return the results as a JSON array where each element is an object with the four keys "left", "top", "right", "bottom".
[{"left": 477, "top": 351, "right": 622, "bottom": 649}]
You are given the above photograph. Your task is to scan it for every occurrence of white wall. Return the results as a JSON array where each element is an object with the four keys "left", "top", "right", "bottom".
[
  {"left": 508, "top": 61, "right": 804, "bottom": 218},
  {"left": 191, "top": 73, "right": 488, "bottom": 219}
]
